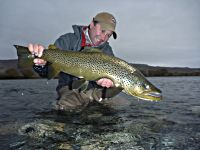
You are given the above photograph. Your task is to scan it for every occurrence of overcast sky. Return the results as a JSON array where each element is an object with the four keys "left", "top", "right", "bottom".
[{"left": 0, "top": 0, "right": 200, "bottom": 68}]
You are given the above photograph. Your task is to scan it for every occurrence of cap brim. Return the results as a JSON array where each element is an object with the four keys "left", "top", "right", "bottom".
[{"left": 113, "top": 32, "right": 117, "bottom": 39}]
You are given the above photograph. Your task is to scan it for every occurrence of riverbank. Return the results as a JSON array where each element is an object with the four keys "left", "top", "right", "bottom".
[{"left": 0, "top": 59, "right": 200, "bottom": 79}]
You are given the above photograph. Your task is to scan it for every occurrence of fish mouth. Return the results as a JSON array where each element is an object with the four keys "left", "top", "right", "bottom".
[
  {"left": 144, "top": 92, "right": 162, "bottom": 101},
  {"left": 132, "top": 91, "right": 162, "bottom": 101},
  {"left": 146, "top": 92, "right": 162, "bottom": 98}
]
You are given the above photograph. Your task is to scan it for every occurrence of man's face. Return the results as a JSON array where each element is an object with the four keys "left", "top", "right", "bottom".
[{"left": 89, "top": 22, "right": 113, "bottom": 46}]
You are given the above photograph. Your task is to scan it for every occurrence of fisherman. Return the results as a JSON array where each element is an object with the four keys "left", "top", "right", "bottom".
[{"left": 28, "top": 12, "right": 117, "bottom": 112}]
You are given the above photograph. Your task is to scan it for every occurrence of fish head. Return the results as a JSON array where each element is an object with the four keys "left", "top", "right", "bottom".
[{"left": 125, "top": 71, "right": 162, "bottom": 101}]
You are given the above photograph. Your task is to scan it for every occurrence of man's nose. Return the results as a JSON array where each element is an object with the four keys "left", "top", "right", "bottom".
[{"left": 100, "top": 33, "right": 107, "bottom": 41}]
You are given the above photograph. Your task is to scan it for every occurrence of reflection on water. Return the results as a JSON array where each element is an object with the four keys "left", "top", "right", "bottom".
[{"left": 0, "top": 77, "right": 200, "bottom": 149}]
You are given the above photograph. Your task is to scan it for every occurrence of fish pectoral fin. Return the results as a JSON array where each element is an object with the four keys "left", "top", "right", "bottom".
[
  {"left": 47, "top": 64, "right": 60, "bottom": 79},
  {"left": 102, "top": 87, "right": 123, "bottom": 98},
  {"left": 72, "top": 79, "right": 89, "bottom": 91}
]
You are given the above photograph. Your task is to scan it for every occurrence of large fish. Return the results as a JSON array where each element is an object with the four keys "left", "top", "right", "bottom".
[{"left": 14, "top": 45, "right": 162, "bottom": 101}]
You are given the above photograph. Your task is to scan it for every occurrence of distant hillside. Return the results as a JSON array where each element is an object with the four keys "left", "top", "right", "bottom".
[
  {"left": 0, "top": 59, "right": 39, "bottom": 79},
  {"left": 0, "top": 59, "right": 200, "bottom": 79},
  {"left": 132, "top": 64, "right": 200, "bottom": 76}
]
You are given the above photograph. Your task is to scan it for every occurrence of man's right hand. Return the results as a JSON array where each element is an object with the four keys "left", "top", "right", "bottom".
[{"left": 28, "top": 43, "right": 47, "bottom": 66}]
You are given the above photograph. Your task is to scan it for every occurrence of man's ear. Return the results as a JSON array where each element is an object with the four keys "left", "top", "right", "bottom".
[{"left": 89, "top": 21, "right": 95, "bottom": 28}]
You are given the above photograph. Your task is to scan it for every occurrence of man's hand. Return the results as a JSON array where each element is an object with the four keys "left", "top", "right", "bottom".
[
  {"left": 96, "top": 78, "right": 113, "bottom": 88},
  {"left": 28, "top": 43, "right": 47, "bottom": 66}
]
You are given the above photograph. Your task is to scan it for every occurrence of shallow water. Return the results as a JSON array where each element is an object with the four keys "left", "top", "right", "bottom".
[{"left": 0, "top": 77, "right": 200, "bottom": 149}]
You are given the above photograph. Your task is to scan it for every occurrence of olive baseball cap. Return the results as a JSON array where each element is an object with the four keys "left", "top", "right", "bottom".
[{"left": 93, "top": 12, "right": 117, "bottom": 39}]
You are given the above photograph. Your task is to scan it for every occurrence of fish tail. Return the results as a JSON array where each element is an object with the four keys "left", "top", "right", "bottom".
[{"left": 14, "top": 45, "right": 34, "bottom": 68}]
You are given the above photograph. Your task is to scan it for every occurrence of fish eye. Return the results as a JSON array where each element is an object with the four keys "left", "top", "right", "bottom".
[
  {"left": 138, "top": 82, "right": 150, "bottom": 90},
  {"left": 146, "top": 85, "right": 150, "bottom": 89}
]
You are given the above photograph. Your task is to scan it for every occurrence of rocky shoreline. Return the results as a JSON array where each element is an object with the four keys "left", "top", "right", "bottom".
[{"left": 0, "top": 59, "right": 199, "bottom": 79}]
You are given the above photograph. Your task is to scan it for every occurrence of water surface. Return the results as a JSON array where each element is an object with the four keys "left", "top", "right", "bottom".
[{"left": 0, "top": 77, "right": 199, "bottom": 149}]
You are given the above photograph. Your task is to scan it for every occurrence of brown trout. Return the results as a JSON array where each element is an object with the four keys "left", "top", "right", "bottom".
[{"left": 15, "top": 45, "right": 162, "bottom": 101}]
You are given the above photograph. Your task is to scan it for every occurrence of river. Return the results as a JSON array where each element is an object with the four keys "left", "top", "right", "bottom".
[{"left": 0, "top": 77, "right": 199, "bottom": 149}]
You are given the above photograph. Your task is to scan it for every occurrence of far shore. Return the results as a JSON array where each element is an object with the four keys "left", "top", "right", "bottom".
[{"left": 0, "top": 59, "right": 200, "bottom": 79}]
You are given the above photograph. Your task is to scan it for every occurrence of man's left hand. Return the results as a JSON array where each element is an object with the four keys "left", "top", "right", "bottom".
[{"left": 96, "top": 78, "right": 113, "bottom": 88}]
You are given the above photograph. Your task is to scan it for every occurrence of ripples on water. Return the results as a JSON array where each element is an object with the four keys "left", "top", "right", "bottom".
[{"left": 0, "top": 77, "right": 199, "bottom": 149}]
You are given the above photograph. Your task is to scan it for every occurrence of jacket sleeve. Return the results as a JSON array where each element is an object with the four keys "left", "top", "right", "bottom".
[
  {"left": 54, "top": 33, "right": 79, "bottom": 50},
  {"left": 101, "top": 42, "right": 115, "bottom": 56}
]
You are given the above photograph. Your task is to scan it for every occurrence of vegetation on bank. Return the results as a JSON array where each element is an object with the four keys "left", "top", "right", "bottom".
[{"left": 139, "top": 68, "right": 200, "bottom": 77}]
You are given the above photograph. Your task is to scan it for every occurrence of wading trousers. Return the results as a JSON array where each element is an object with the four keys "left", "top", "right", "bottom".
[{"left": 55, "top": 86, "right": 107, "bottom": 112}]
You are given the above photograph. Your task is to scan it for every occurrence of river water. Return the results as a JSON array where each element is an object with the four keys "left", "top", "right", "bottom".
[{"left": 0, "top": 77, "right": 200, "bottom": 149}]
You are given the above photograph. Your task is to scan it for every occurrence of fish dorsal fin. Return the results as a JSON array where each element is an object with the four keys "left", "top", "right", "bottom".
[
  {"left": 82, "top": 47, "right": 103, "bottom": 53},
  {"left": 48, "top": 44, "right": 59, "bottom": 50}
]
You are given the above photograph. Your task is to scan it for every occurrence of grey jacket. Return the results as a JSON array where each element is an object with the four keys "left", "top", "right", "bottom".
[{"left": 34, "top": 25, "right": 115, "bottom": 92}]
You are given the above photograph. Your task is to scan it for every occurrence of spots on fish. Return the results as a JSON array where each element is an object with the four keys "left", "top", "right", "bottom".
[
  {"left": 41, "top": 48, "right": 161, "bottom": 101},
  {"left": 45, "top": 50, "right": 137, "bottom": 89}
]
